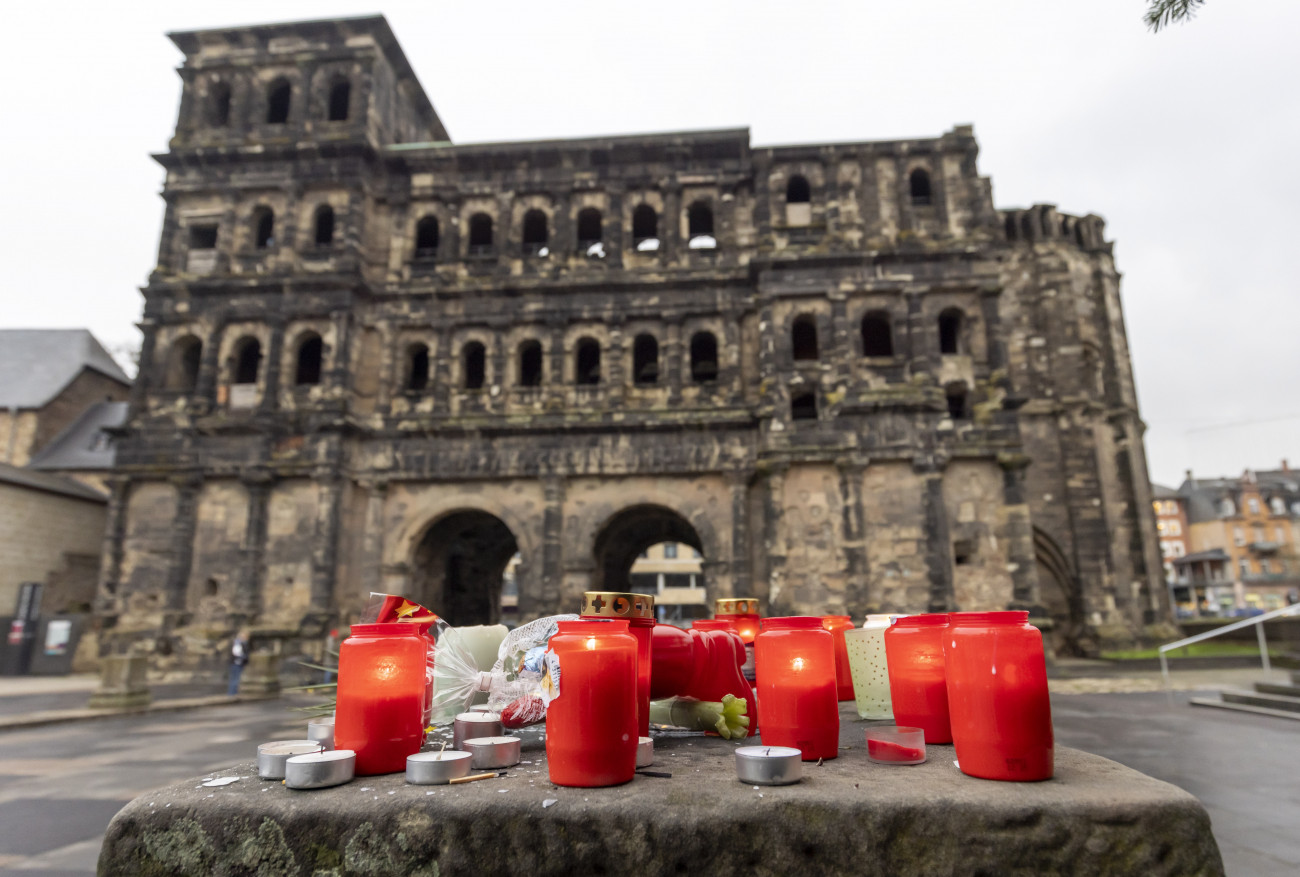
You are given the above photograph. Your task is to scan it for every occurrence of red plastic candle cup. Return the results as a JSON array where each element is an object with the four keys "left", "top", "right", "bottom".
[
  {"left": 581, "top": 591, "right": 655, "bottom": 737},
  {"left": 865, "top": 726, "right": 927, "bottom": 765},
  {"left": 545, "top": 618, "right": 639, "bottom": 787},
  {"left": 714, "top": 597, "right": 761, "bottom": 645},
  {"left": 883, "top": 613, "right": 953, "bottom": 744},
  {"left": 944, "top": 611, "right": 1054, "bottom": 781},
  {"left": 754, "top": 616, "right": 839, "bottom": 761},
  {"left": 334, "top": 623, "right": 428, "bottom": 776},
  {"left": 822, "top": 615, "right": 856, "bottom": 701}
]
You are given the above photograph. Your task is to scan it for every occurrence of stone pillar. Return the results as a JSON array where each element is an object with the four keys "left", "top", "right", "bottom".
[
  {"left": 916, "top": 457, "right": 955, "bottom": 612},
  {"left": 665, "top": 319, "right": 683, "bottom": 404},
  {"left": 239, "top": 651, "right": 281, "bottom": 697},
  {"left": 258, "top": 318, "right": 285, "bottom": 414},
  {"left": 87, "top": 653, "right": 151, "bottom": 710},
  {"left": 726, "top": 471, "right": 751, "bottom": 598},
  {"left": 759, "top": 463, "right": 788, "bottom": 611},
  {"left": 127, "top": 320, "right": 159, "bottom": 418},
  {"left": 360, "top": 479, "right": 388, "bottom": 597},
  {"left": 193, "top": 319, "right": 225, "bottom": 413},
  {"left": 999, "top": 452, "right": 1040, "bottom": 610},
  {"left": 606, "top": 319, "right": 626, "bottom": 407},
  {"left": 837, "top": 458, "right": 870, "bottom": 616},
  {"left": 829, "top": 293, "right": 850, "bottom": 384},
  {"left": 96, "top": 477, "right": 130, "bottom": 612},
  {"left": 236, "top": 472, "right": 273, "bottom": 618},
  {"left": 532, "top": 477, "right": 566, "bottom": 617},
  {"left": 905, "top": 289, "right": 935, "bottom": 379},
  {"left": 311, "top": 473, "right": 343, "bottom": 612},
  {"left": 164, "top": 474, "right": 202, "bottom": 612},
  {"left": 433, "top": 326, "right": 452, "bottom": 410}
]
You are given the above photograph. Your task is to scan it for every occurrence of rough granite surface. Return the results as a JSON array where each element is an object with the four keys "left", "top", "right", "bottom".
[{"left": 98, "top": 704, "right": 1223, "bottom": 877}]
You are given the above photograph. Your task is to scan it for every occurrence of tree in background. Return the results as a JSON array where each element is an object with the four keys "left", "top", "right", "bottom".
[{"left": 1146, "top": 0, "right": 1206, "bottom": 32}]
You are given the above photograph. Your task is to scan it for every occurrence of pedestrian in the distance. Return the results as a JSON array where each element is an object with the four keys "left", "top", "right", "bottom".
[{"left": 228, "top": 630, "right": 250, "bottom": 696}]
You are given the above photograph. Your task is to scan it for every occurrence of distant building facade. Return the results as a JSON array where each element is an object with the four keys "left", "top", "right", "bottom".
[
  {"left": 99, "top": 16, "right": 1168, "bottom": 670},
  {"left": 1177, "top": 464, "right": 1300, "bottom": 613},
  {"left": 1151, "top": 484, "right": 1189, "bottom": 583}
]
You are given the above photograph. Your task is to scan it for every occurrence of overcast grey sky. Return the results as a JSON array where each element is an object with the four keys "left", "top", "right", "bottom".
[{"left": 2, "top": 1, "right": 1295, "bottom": 487}]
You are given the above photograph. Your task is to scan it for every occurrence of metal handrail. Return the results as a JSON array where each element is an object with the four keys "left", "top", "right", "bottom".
[{"left": 1159, "top": 602, "right": 1300, "bottom": 690}]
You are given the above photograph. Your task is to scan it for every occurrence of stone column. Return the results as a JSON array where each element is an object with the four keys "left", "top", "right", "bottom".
[
  {"left": 829, "top": 293, "right": 850, "bottom": 385},
  {"left": 236, "top": 472, "right": 273, "bottom": 618},
  {"left": 664, "top": 319, "right": 683, "bottom": 405},
  {"left": 193, "top": 319, "right": 225, "bottom": 413},
  {"left": 163, "top": 474, "right": 202, "bottom": 613},
  {"left": 258, "top": 318, "right": 285, "bottom": 414},
  {"left": 311, "top": 472, "right": 343, "bottom": 613},
  {"left": 836, "top": 458, "right": 870, "bottom": 616},
  {"left": 359, "top": 478, "right": 389, "bottom": 597},
  {"left": 904, "top": 288, "right": 935, "bottom": 379},
  {"left": 759, "top": 463, "right": 788, "bottom": 611},
  {"left": 726, "top": 470, "right": 752, "bottom": 598},
  {"left": 916, "top": 457, "right": 955, "bottom": 613},
  {"left": 532, "top": 476, "right": 566, "bottom": 617},
  {"left": 96, "top": 477, "right": 131, "bottom": 615},
  {"left": 998, "top": 452, "right": 1040, "bottom": 610},
  {"left": 433, "top": 326, "right": 452, "bottom": 410},
  {"left": 127, "top": 320, "right": 159, "bottom": 419}
]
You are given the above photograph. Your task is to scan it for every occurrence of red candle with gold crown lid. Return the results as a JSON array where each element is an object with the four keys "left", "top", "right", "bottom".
[
  {"left": 581, "top": 591, "right": 655, "bottom": 737},
  {"left": 714, "top": 597, "right": 761, "bottom": 645}
]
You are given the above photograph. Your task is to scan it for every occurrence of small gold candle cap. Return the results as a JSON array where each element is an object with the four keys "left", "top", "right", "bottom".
[
  {"left": 581, "top": 591, "right": 655, "bottom": 619},
  {"left": 715, "top": 597, "right": 760, "bottom": 616}
]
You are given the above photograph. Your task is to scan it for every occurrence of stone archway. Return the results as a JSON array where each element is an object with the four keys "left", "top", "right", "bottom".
[
  {"left": 592, "top": 505, "right": 705, "bottom": 593},
  {"left": 1034, "top": 527, "right": 1087, "bottom": 656},
  {"left": 411, "top": 510, "right": 519, "bottom": 625}
]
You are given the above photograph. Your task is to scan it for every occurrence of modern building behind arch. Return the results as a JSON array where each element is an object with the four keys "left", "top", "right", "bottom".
[{"left": 99, "top": 15, "right": 1169, "bottom": 671}]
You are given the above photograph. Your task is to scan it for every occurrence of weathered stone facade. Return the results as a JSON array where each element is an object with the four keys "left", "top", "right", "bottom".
[{"left": 98, "top": 16, "right": 1168, "bottom": 668}]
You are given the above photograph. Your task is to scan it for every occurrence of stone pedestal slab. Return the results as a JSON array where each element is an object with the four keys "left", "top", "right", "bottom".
[
  {"left": 98, "top": 704, "right": 1223, "bottom": 876},
  {"left": 86, "top": 654, "right": 151, "bottom": 710}
]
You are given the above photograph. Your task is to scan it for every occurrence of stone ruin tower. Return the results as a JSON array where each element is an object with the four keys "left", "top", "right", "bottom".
[{"left": 96, "top": 15, "right": 1169, "bottom": 671}]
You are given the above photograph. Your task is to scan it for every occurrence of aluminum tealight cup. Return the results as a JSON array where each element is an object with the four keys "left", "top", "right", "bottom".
[
  {"left": 406, "top": 750, "right": 473, "bottom": 785},
  {"left": 735, "top": 745, "right": 803, "bottom": 786},
  {"left": 257, "top": 740, "right": 324, "bottom": 780},
  {"left": 464, "top": 735, "right": 521, "bottom": 770},
  {"left": 307, "top": 717, "right": 335, "bottom": 750},
  {"left": 453, "top": 712, "right": 503, "bottom": 750},
  {"left": 636, "top": 736, "right": 654, "bottom": 768},
  {"left": 285, "top": 749, "right": 355, "bottom": 789}
]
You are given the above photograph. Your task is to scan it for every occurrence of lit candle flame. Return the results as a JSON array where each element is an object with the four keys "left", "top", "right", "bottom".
[
  {"left": 586, "top": 637, "right": 597, "bottom": 650},
  {"left": 791, "top": 657, "right": 805, "bottom": 671}
]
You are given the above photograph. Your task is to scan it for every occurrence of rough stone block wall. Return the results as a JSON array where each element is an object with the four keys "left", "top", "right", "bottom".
[{"left": 0, "top": 483, "right": 106, "bottom": 612}]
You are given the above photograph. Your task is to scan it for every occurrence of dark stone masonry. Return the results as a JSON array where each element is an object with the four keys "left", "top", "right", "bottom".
[{"left": 95, "top": 15, "right": 1171, "bottom": 674}]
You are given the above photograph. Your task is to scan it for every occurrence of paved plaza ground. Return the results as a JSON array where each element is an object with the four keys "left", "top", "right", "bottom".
[{"left": 0, "top": 666, "right": 1294, "bottom": 875}]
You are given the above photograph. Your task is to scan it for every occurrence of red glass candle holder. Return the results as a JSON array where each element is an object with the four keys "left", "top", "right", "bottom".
[
  {"left": 714, "top": 597, "right": 761, "bottom": 645},
  {"left": 822, "top": 614, "right": 855, "bottom": 701},
  {"left": 545, "top": 619, "right": 639, "bottom": 788},
  {"left": 884, "top": 613, "right": 952, "bottom": 744},
  {"left": 334, "top": 623, "right": 428, "bottom": 775},
  {"left": 754, "top": 616, "right": 838, "bottom": 761},
  {"left": 945, "top": 611, "right": 1054, "bottom": 781},
  {"left": 581, "top": 591, "right": 655, "bottom": 737}
]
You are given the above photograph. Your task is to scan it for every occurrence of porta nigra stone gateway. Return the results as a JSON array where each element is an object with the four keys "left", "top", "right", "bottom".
[{"left": 98, "top": 15, "right": 1170, "bottom": 670}]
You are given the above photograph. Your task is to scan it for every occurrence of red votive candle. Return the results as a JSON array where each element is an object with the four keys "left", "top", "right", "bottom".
[
  {"left": 754, "top": 616, "right": 838, "bottom": 760},
  {"left": 822, "top": 614, "right": 855, "bottom": 701},
  {"left": 944, "top": 611, "right": 1054, "bottom": 781},
  {"left": 884, "top": 613, "right": 952, "bottom": 744},
  {"left": 581, "top": 591, "right": 655, "bottom": 737},
  {"left": 334, "top": 623, "right": 428, "bottom": 775},
  {"left": 545, "top": 619, "right": 639, "bottom": 787},
  {"left": 714, "top": 597, "right": 761, "bottom": 645}
]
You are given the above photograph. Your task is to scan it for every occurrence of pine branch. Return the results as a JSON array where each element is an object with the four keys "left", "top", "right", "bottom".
[{"left": 1145, "top": 0, "right": 1206, "bottom": 32}]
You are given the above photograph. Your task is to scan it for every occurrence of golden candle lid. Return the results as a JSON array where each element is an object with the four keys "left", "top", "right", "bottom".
[
  {"left": 581, "top": 591, "right": 655, "bottom": 619},
  {"left": 715, "top": 597, "right": 760, "bottom": 616}
]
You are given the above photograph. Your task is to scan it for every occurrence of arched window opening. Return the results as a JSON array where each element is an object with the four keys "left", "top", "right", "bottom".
[
  {"left": 577, "top": 208, "right": 604, "bottom": 257},
  {"left": 463, "top": 342, "right": 486, "bottom": 390},
  {"left": 909, "top": 168, "right": 932, "bottom": 206},
  {"left": 860, "top": 311, "right": 894, "bottom": 357},
  {"left": 295, "top": 333, "right": 323, "bottom": 386},
  {"left": 518, "top": 340, "right": 543, "bottom": 387},
  {"left": 1004, "top": 214, "right": 1018, "bottom": 241},
  {"left": 791, "top": 391, "right": 817, "bottom": 421},
  {"left": 939, "top": 309, "right": 963, "bottom": 355},
  {"left": 468, "top": 213, "right": 494, "bottom": 255},
  {"left": 632, "top": 204, "right": 659, "bottom": 251},
  {"left": 188, "top": 225, "right": 218, "bottom": 250},
  {"left": 1074, "top": 223, "right": 1087, "bottom": 248},
  {"left": 792, "top": 315, "right": 819, "bottom": 361},
  {"left": 210, "top": 82, "right": 232, "bottom": 127},
  {"left": 204, "top": 578, "right": 220, "bottom": 598},
  {"left": 266, "top": 78, "right": 291, "bottom": 124},
  {"left": 167, "top": 335, "right": 203, "bottom": 392},
  {"left": 785, "top": 174, "right": 812, "bottom": 226},
  {"left": 575, "top": 338, "right": 601, "bottom": 385},
  {"left": 632, "top": 334, "right": 659, "bottom": 385},
  {"left": 233, "top": 337, "right": 262, "bottom": 384},
  {"left": 1020, "top": 213, "right": 1035, "bottom": 242},
  {"left": 690, "top": 331, "right": 719, "bottom": 383},
  {"left": 406, "top": 344, "right": 430, "bottom": 392},
  {"left": 327, "top": 80, "right": 350, "bottom": 122},
  {"left": 252, "top": 206, "right": 275, "bottom": 249},
  {"left": 415, "top": 215, "right": 439, "bottom": 258},
  {"left": 946, "top": 384, "right": 969, "bottom": 420},
  {"left": 687, "top": 201, "right": 716, "bottom": 249},
  {"left": 313, "top": 205, "right": 335, "bottom": 247},
  {"left": 521, "top": 209, "right": 549, "bottom": 256}
]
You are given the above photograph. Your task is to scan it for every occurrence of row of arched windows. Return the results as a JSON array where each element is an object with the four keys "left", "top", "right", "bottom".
[
  {"left": 781, "top": 169, "right": 932, "bottom": 210},
  {"left": 162, "top": 333, "right": 327, "bottom": 393},
  {"left": 207, "top": 77, "right": 351, "bottom": 128},
  {"left": 233, "top": 205, "right": 337, "bottom": 252},
  {"left": 790, "top": 309, "right": 964, "bottom": 361},
  {"left": 413, "top": 201, "right": 717, "bottom": 260}
]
